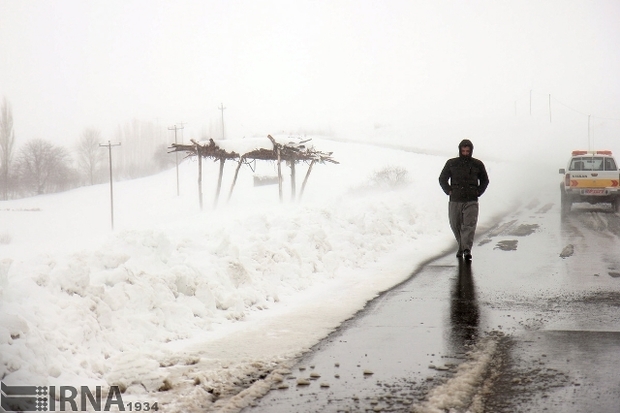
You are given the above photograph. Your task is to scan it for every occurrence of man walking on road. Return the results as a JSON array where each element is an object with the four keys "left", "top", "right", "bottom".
[{"left": 439, "top": 139, "right": 489, "bottom": 261}]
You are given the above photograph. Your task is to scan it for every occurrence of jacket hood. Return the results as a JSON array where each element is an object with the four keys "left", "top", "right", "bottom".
[{"left": 458, "top": 139, "right": 474, "bottom": 158}]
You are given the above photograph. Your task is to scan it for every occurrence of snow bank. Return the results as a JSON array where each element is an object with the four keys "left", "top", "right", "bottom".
[
  {"left": 0, "top": 138, "right": 527, "bottom": 410},
  {"left": 208, "top": 134, "right": 308, "bottom": 156}
]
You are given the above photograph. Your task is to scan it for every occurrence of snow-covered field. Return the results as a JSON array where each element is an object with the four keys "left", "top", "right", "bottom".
[{"left": 0, "top": 138, "right": 530, "bottom": 411}]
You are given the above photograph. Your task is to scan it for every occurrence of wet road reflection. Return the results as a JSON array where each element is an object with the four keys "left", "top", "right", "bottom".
[
  {"left": 449, "top": 260, "right": 479, "bottom": 351},
  {"left": 242, "top": 259, "right": 469, "bottom": 412}
]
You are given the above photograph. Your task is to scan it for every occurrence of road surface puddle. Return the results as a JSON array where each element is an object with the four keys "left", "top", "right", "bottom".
[
  {"left": 494, "top": 240, "right": 518, "bottom": 251},
  {"left": 560, "top": 244, "right": 575, "bottom": 258},
  {"left": 507, "top": 223, "right": 539, "bottom": 236}
]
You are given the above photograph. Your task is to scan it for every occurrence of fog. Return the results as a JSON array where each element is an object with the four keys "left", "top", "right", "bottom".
[{"left": 1, "top": 0, "right": 619, "bottom": 165}]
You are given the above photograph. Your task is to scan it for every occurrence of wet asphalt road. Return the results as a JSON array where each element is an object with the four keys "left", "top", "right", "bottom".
[{"left": 242, "top": 193, "right": 620, "bottom": 412}]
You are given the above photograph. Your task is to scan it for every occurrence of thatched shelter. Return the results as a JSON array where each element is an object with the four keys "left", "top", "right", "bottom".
[{"left": 168, "top": 135, "right": 338, "bottom": 207}]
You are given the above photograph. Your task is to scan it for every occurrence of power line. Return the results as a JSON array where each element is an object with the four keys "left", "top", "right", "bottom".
[
  {"left": 526, "top": 90, "right": 620, "bottom": 121},
  {"left": 550, "top": 95, "right": 590, "bottom": 117}
]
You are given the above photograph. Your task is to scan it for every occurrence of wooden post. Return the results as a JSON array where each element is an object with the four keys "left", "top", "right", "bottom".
[
  {"left": 298, "top": 160, "right": 316, "bottom": 201},
  {"left": 277, "top": 147, "right": 283, "bottom": 203},
  {"left": 228, "top": 157, "right": 244, "bottom": 202},
  {"left": 197, "top": 146, "right": 203, "bottom": 211},
  {"left": 290, "top": 161, "right": 296, "bottom": 201},
  {"left": 267, "top": 135, "right": 284, "bottom": 203},
  {"left": 214, "top": 157, "right": 225, "bottom": 208}
]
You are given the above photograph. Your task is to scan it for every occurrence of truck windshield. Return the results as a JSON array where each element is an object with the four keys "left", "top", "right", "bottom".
[{"left": 569, "top": 157, "right": 614, "bottom": 171}]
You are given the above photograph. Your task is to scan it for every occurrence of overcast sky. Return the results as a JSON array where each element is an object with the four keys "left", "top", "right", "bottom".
[{"left": 1, "top": 0, "right": 619, "bottom": 157}]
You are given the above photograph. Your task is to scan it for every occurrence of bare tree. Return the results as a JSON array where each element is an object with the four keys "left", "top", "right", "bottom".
[
  {"left": 0, "top": 97, "right": 16, "bottom": 199},
  {"left": 16, "top": 139, "right": 76, "bottom": 195},
  {"left": 76, "top": 128, "right": 104, "bottom": 185},
  {"left": 114, "top": 118, "right": 172, "bottom": 178}
]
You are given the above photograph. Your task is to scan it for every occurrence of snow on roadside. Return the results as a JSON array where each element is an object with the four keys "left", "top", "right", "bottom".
[
  {"left": 0, "top": 138, "right": 528, "bottom": 411},
  {"left": 412, "top": 332, "right": 505, "bottom": 413}
]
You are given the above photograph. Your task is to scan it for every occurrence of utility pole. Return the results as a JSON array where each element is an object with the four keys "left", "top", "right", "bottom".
[
  {"left": 218, "top": 103, "right": 226, "bottom": 139},
  {"left": 549, "top": 94, "right": 552, "bottom": 123},
  {"left": 588, "top": 115, "right": 591, "bottom": 151},
  {"left": 168, "top": 124, "right": 185, "bottom": 196},
  {"left": 99, "top": 140, "right": 121, "bottom": 230}
]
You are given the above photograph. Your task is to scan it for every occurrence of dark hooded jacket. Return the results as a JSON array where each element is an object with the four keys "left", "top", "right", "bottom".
[{"left": 438, "top": 139, "right": 489, "bottom": 202}]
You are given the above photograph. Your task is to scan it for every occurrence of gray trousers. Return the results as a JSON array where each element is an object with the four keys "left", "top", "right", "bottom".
[{"left": 448, "top": 201, "right": 479, "bottom": 252}]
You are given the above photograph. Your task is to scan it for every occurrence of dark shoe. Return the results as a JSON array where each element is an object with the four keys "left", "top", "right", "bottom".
[
  {"left": 456, "top": 250, "right": 463, "bottom": 258},
  {"left": 463, "top": 249, "right": 472, "bottom": 261}
]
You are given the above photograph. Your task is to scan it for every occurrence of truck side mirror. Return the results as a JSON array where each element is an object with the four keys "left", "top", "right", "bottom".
[{"left": 559, "top": 168, "right": 565, "bottom": 174}]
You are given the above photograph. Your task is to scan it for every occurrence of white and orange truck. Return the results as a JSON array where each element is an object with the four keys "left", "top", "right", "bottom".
[{"left": 559, "top": 150, "right": 620, "bottom": 214}]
